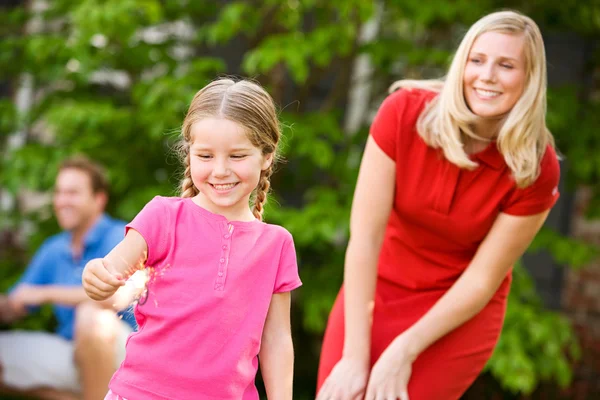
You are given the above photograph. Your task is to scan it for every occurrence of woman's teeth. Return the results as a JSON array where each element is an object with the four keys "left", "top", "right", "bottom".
[{"left": 475, "top": 88, "right": 501, "bottom": 98}]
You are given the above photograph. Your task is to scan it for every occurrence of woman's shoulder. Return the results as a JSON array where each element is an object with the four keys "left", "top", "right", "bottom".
[
  {"left": 540, "top": 143, "right": 560, "bottom": 169},
  {"left": 384, "top": 87, "right": 438, "bottom": 112},
  {"left": 374, "top": 87, "right": 438, "bottom": 132},
  {"left": 387, "top": 86, "right": 438, "bottom": 100},
  {"left": 535, "top": 143, "right": 560, "bottom": 186},
  {"left": 370, "top": 87, "right": 438, "bottom": 158}
]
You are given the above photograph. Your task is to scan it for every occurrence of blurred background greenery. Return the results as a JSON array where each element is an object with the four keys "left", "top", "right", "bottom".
[{"left": 1, "top": 0, "right": 599, "bottom": 399}]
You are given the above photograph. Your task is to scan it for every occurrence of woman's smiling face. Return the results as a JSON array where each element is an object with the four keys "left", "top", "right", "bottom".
[{"left": 463, "top": 31, "right": 527, "bottom": 120}]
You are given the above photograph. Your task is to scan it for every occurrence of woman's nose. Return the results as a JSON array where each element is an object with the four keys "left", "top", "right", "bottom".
[{"left": 480, "top": 63, "right": 496, "bottom": 83}]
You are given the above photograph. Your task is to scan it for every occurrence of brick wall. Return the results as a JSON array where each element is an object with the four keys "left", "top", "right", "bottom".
[{"left": 562, "top": 187, "right": 600, "bottom": 397}]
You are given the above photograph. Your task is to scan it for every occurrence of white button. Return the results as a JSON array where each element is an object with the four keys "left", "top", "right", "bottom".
[
  {"left": 224, "top": 234, "right": 230, "bottom": 239},
  {"left": 222, "top": 245, "right": 227, "bottom": 250},
  {"left": 220, "top": 258, "right": 225, "bottom": 263},
  {"left": 218, "top": 272, "right": 223, "bottom": 277}
]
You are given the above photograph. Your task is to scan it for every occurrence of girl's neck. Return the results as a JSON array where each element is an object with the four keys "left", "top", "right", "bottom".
[{"left": 191, "top": 194, "right": 256, "bottom": 222}]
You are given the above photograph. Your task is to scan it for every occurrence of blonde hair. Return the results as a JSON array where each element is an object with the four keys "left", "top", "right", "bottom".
[
  {"left": 178, "top": 78, "right": 281, "bottom": 221},
  {"left": 390, "top": 10, "right": 554, "bottom": 187}
]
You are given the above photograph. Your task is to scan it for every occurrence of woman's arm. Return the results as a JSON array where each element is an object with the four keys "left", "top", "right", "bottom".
[
  {"left": 401, "top": 210, "right": 550, "bottom": 357},
  {"left": 365, "top": 210, "right": 551, "bottom": 399},
  {"left": 343, "top": 136, "right": 396, "bottom": 362},
  {"left": 317, "top": 136, "right": 396, "bottom": 400},
  {"left": 259, "top": 292, "right": 294, "bottom": 400}
]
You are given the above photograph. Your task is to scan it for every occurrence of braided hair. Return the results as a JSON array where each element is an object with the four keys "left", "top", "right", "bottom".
[{"left": 177, "top": 78, "right": 281, "bottom": 221}]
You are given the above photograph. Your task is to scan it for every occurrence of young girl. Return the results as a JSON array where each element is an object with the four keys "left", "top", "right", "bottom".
[{"left": 82, "top": 78, "right": 302, "bottom": 400}]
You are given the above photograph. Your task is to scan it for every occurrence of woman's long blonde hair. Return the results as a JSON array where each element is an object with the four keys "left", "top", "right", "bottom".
[
  {"left": 390, "top": 10, "right": 554, "bottom": 187},
  {"left": 178, "top": 78, "right": 281, "bottom": 221}
]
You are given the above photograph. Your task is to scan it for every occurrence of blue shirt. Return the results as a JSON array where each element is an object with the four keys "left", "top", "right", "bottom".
[{"left": 15, "top": 214, "right": 136, "bottom": 340}]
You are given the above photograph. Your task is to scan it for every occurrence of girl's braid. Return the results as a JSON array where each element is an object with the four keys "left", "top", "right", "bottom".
[{"left": 252, "top": 164, "right": 273, "bottom": 221}]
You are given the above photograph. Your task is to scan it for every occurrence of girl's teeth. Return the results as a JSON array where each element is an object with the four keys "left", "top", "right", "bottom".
[{"left": 213, "top": 183, "right": 236, "bottom": 190}]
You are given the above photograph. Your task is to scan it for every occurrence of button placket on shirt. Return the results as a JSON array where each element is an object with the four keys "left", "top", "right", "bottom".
[
  {"left": 214, "top": 222, "right": 233, "bottom": 291},
  {"left": 434, "top": 160, "right": 461, "bottom": 215}
]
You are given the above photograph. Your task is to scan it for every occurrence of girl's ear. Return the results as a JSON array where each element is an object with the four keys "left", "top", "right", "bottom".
[{"left": 262, "top": 153, "right": 274, "bottom": 171}]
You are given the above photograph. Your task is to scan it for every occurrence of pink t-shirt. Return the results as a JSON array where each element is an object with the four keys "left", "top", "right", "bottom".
[{"left": 109, "top": 196, "right": 302, "bottom": 400}]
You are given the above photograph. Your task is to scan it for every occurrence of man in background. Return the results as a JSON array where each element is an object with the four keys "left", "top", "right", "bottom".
[{"left": 0, "top": 156, "right": 138, "bottom": 400}]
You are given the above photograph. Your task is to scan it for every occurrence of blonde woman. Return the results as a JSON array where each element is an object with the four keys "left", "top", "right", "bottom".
[{"left": 317, "top": 10, "right": 560, "bottom": 400}]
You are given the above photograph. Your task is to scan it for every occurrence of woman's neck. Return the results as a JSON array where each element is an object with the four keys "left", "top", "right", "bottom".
[
  {"left": 471, "top": 116, "right": 503, "bottom": 141},
  {"left": 463, "top": 137, "right": 490, "bottom": 155}
]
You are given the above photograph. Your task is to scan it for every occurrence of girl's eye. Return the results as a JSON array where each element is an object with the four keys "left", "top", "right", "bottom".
[
  {"left": 196, "top": 154, "right": 212, "bottom": 159},
  {"left": 231, "top": 155, "right": 247, "bottom": 159},
  {"left": 501, "top": 64, "right": 514, "bottom": 69},
  {"left": 469, "top": 58, "right": 481, "bottom": 64}
]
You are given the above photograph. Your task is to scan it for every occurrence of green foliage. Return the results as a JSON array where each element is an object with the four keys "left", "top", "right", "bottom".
[
  {"left": 485, "top": 263, "right": 582, "bottom": 394},
  {"left": 530, "top": 228, "right": 599, "bottom": 268},
  {"left": 547, "top": 87, "right": 600, "bottom": 218},
  {"left": 0, "top": 1, "right": 598, "bottom": 398}
]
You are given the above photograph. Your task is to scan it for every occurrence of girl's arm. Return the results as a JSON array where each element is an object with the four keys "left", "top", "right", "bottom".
[
  {"left": 104, "top": 228, "right": 149, "bottom": 278},
  {"left": 83, "top": 229, "right": 148, "bottom": 301},
  {"left": 259, "top": 291, "right": 294, "bottom": 400}
]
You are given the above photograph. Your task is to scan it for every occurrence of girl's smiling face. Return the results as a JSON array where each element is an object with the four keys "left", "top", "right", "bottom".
[{"left": 189, "top": 117, "right": 272, "bottom": 221}]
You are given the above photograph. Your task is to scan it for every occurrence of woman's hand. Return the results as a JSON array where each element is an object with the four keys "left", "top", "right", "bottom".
[
  {"left": 82, "top": 258, "right": 125, "bottom": 301},
  {"left": 317, "top": 357, "right": 370, "bottom": 400},
  {"left": 365, "top": 335, "right": 415, "bottom": 400}
]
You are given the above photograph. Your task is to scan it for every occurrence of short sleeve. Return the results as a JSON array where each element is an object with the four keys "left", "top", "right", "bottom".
[
  {"left": 126, "top": 196, "right": 170, "bottom": 266},
  {"left": 10, "top": 241, "right": 53, "bottom": 291},
  {"left": 369, "top": 92, "right": 401, "bottom": 161},
  {"left": 274, "top": 234, "right": 302, "bottom": 294},
  {"left": 501, "top": 145, "right": 561, "bottom": 216}
]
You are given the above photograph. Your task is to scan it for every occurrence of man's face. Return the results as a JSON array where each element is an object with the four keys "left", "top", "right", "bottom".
[{"left": 52, "top": 168, "right": 104, "bottom": 233}]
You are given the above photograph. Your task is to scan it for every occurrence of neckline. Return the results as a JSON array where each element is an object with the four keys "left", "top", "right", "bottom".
[
  {"left": 467, "top": 140, "right": 505, "bottom": 170},
  {"left": 185, "top": 198, "right": 262, "bottom": 229},
  {"left": 466, "top": 140, "right": 495, "bottom": 156}
]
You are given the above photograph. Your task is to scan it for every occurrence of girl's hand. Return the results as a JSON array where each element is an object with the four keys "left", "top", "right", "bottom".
[
  {"left": 82, "top": 258, "right": 125, "bottom": 301},
  {"left": 317, "top": 357, "right": 369, "bottom": 400},
  {"left": 365, "top": 335, "right": 415, "bottom": 400}
]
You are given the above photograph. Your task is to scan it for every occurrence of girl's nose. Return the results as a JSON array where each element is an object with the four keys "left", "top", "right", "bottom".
[{"left": 212, "top": 159, "right": 230, "bottom": 177}]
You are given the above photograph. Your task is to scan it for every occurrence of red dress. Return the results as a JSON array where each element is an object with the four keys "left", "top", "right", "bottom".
[{"left": 317, "top": 89, "right": 560, "bottom": 399}]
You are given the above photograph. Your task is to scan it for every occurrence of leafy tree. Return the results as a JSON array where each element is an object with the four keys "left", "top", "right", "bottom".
[{"left": 0, "top": 1, "right": 598, "bottom": 398}]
